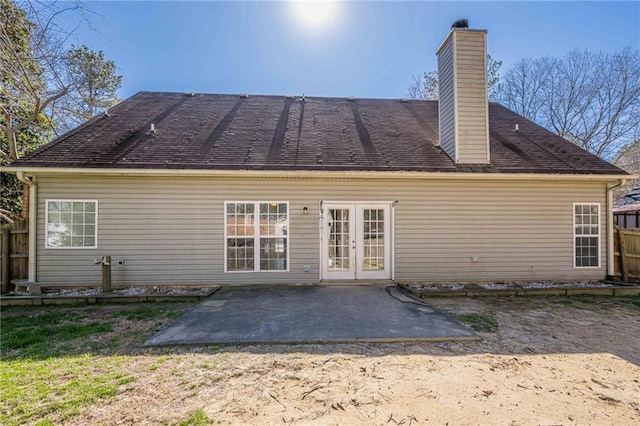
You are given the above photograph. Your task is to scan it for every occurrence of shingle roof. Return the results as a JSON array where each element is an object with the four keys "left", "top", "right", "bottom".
[
  {"left": 9, "top": 91, "right": 627, "bottom": 175},
  {"left": 615, "top": 187, "right": 640, "bottom": 211}
]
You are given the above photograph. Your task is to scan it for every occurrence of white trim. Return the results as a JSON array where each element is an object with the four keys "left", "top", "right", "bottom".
[
  {"left": 452, "top": 30, "right": 459, "bottom": 164},
  {"left": 483, "top": 31, "right": 491, "bottom": 164},
  {"left": 16, "top": 172, "right": 37, "bottom": 281},
  {"left": 573, "top": 202, "right": 601, "bottom": 269},
  {"left": 355, "top": 204, "right": 392, "bottom": 280},
  {"left": 44, "top": 199, "right": 98, "bottom": 249},
  {"left": 321, "top": 202, "right": 393, "bottom": 280},
  {"left": 223, "top": 201, "right": 290, "bottom": 273},
  {"left": 322, "top": 203, "right": 356, "bottom": 280},
  {"left": 390, "top": 201, "right": 396, "bottom": 281},
  {"left": 1, "top": 167, "right": 631, "bottom": 182},
  {"left": 607, "top": 179, "right": 626, "bottom": 276},
  {"left": 318, "top": 200, "right": 324, "bottom": 282}
]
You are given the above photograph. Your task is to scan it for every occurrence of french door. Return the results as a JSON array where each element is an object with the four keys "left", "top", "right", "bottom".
[{"left": 322, "top": 203, "right": 392, "bottom": 280}]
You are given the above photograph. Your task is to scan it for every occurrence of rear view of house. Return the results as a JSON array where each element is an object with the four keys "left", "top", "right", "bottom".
[{"left": 2, "top": 21, "right": 629, "bottom": 288}]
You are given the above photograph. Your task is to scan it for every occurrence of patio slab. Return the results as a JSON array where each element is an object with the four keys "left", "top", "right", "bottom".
[{"left": 145, "top": 285, "right": 478, "bottom": 345}]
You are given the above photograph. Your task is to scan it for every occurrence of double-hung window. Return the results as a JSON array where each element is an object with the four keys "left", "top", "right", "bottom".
[
  {"left": 574, "top": 203, "right": 600, "bottom": 268},
  {"left": 46, "top": 200, "right": 98, "bottom": 248},
  {"left": 225, "top": 202, "right": 288, "bottom": 272}
]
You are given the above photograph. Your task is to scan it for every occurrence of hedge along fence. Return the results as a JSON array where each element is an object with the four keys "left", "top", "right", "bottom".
[
  {"left": 1, "top": 218, "right": 28, "bottom": 294},
  {"left": 614, "top": 226, "right": 640, "bottom": 283}
]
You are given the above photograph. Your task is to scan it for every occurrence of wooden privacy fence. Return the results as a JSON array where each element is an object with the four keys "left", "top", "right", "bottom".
[
  {"left": 614, "top": 226, "right": 640, "bottom": 282},
  {"left": 0, "top": 218, "right": 28, "bottom": 293}
]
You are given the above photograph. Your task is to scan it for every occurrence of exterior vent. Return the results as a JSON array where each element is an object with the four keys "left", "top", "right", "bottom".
[{"left": 239, "top": 93, "right": 250, "bottom": 99}]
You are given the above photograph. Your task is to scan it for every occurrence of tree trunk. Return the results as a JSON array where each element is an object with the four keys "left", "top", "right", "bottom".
[{"left": 21, "top": 183, "right": 30, "bottom": 219}]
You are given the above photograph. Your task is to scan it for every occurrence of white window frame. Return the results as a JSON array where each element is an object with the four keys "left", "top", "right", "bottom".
[
  {"left": 573, "top": 202, "right": 600, "bottom": 268},
  {"left": 45, "top": 199, "right": 98, "bottom": 249},
  {"left": 224, "top": 201, "right": 290, "bottom": 273}
]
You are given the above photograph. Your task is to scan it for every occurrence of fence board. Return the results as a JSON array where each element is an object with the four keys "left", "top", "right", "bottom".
[
  {"left": 0, "top": 218, "right": 29, "bottom": 293},
  {"left": 614, "top": 226, "right": 640, "bottom": 283}
]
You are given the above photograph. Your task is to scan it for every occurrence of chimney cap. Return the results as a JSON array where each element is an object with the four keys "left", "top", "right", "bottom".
[{"left": 451, "top": 18, "right": 469, "bottom": 29}]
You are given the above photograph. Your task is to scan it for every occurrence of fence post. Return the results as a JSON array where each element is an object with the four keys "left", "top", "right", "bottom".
[
  {"left": 1, "top": 227, "right": 9, "bottom": 294},
  {"left": 617, "top": 228, "right": 629, "bottom": 282},
  {"left": 102, "top": 256, "right": 112, "bottom": 292}
]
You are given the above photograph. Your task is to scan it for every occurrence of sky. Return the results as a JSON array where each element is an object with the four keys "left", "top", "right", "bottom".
[{"left": 66, "top": 1, "right": 640, "bottom": 100}]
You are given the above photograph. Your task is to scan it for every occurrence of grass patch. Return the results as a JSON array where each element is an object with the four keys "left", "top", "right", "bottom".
[
  {"left": 114, "top": 304, "right": 182, "bottom": 321},
  {"left": 0, "top": 302, "right": 196, "bottom": 425},
  {"left": 550, "top": 297, "right": 574, "bottom": 305},
  {"left": 616, "top": 296, "right": 640, "bottom": 308},
  {"left": 174, "top": 409, "right": 213, "bottom": 426},
  {"left": 1, "top": 355, "right": 134, "bottom": 426},
  {"left": 454, "top": 313, "right": 499, "bottom": 332},
  {"left": 1, "top": 302, "right": 194, "bottom": 360},
  {"left": 573, "top": 295, "right": 597, "bottom": 304},
  {"left": 1, "top": 311, "right": 112, "bottom": 359}
]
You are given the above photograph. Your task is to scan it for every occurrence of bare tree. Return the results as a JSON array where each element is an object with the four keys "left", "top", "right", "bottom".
[
  {"left": 613, "top": 137, "right": 640, "bottom": 195},
  {"left": 498, "top": 48, "right": 640, "bottom": 159},
  {"left": 0, "top": 0, "right": 84, "bottom": 162},
  {"left": 498, "top": 57, "right": 549, "bottom": 123},
  {"left": 1, "top": 0, "right": 89, "bottom": 218},
  {"left": 407, "top": 70, "right": 439, "bottom": 100},
  {"left": 407, "top": 55, "right": 502, "bottom": 101},
  {"left": 615, "top": 140, "right": 640, "bottom": 171}
]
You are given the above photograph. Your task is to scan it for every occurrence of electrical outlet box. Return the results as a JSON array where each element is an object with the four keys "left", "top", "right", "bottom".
[
  {"left": 302, "top": 265, "right": 310, "bottom": 273},
  {"left": 116, "top": 259, "right": 125, "bottom": 267}
]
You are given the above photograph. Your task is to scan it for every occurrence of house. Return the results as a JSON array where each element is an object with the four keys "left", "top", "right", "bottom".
[
  {"left": 2, "top": 22, "right": 631, "bottom": 288},
  {"left": 614, "top": 187, "right": 640, "bottom": 228}
]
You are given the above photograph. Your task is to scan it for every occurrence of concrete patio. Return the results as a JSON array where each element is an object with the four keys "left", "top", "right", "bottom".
[{"left": 145, "top": 285, "right": 479, "bottom": 345}]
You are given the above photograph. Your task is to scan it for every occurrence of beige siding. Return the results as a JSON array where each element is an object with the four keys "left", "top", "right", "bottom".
[
  {"left": 437, "top": 29, "right": 490, "bottom": 164},
  {"left": 454, "top": 31, "right": 489, "bottom": 164},
  {"left": 437, "top": 37, "right": 456, "bottom": 160},
  {"left": 36, "top": 175, "right": 609, "bottom": 286}
]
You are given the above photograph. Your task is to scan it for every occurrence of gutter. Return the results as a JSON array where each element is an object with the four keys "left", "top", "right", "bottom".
[
  {"left": 0, "top": 166, "right": 632, "bottom": 182},
  {"left": 16, "top": 172, "right": 37, "bottom": 283},
  {"left": 607, "top": 178, "right": 627, "bottom": 278}
]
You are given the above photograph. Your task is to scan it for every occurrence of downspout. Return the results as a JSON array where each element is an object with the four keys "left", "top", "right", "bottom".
[
  {"left": 16, "top": 172, "right": 37, "bottom": 283},
  {"left": 606, "top": 179, "right": 626, "bottom": 278}
]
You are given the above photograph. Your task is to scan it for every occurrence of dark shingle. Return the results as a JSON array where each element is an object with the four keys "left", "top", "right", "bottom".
[{"left": 9, "top": 91, "right": 627, "bottom": 175}]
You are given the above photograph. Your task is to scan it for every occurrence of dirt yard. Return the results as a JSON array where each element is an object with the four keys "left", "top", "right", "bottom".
[{"left": 53, "top": 295, "right": 640, "bottom": 425}]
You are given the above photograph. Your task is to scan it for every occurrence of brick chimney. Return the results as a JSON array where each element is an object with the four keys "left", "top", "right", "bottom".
[{"left": 436, "top": 20, "right": 490, "bottom": 164}]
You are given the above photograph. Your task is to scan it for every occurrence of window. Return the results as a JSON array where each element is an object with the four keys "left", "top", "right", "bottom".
[
  {"left": 574, "top": 203, "right": 600, "bottom": 268},
  {"left": 225, "top": 202, "right": 288, "bottom": 272},
  {"left": 46, "top": 200, "right": 97, "bottom": 248}
]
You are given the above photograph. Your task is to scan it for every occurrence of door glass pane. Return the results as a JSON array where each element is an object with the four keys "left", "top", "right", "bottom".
[
  {"left": 363, "top": 208, "right": 384, "bottom": 270},
  {"left": 328, "top": 209, "right": 350, "bottom": 271}
]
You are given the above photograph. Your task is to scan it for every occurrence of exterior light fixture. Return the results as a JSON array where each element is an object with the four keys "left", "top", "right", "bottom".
[{"left": 302, "top": 207, "right": 309, "bottom": 215}]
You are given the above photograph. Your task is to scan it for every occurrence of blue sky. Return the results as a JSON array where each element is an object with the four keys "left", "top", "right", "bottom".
[{"left": 72, "top": 1, "right": 640, "bottom": 100}]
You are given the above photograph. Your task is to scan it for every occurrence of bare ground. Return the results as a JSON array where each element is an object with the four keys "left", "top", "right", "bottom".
[{"left": 59, "top": 296, "right": 640, "bottom": 425}]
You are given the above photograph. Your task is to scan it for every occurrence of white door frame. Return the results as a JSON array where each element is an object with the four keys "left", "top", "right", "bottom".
[{"left": 320, "top": 201, "right": 393, "bottom": 281}]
